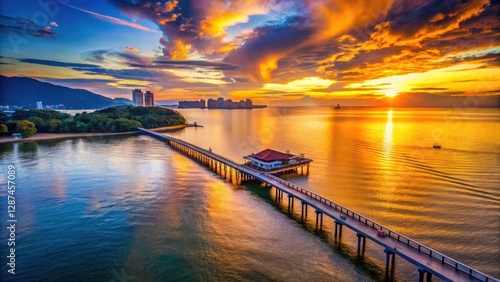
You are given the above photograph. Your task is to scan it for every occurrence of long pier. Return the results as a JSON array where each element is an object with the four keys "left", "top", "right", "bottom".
[{"left": 138, "top": 127, "right": 498, "bottom": 282}]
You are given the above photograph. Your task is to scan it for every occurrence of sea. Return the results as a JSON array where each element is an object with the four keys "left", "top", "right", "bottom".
[{"left": 0, "top": 107, "right": 499, "bottom": 281}]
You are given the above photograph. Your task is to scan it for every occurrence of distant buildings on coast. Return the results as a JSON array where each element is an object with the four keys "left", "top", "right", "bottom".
[
  {"left": 179, "top": 98, "right": 266, "bottom": 109},
  {"left": 132, "top": 89, "right": 155, "bottom": 107},
  {"left": 0, "top": 101, "right": 66, "bottom": 111}
]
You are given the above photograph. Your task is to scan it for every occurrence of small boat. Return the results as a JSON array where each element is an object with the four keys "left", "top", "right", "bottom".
[
  {"left": 432, "top": 144, "right": 441, "bottom": 149},
  {"left": 334, "top": 104, "right": 341, "bottom": 109}
]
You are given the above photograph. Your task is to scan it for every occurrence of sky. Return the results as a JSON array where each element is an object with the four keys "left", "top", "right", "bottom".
[{"left": 0, "top": 0, "right": 499, "bottom": 104}]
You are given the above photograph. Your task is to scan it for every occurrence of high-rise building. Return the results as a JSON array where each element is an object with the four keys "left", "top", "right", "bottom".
[
  {"left": 245, "top": 98, "right": 253, "bottom": 109},
  {"left": 132, "top": 89, "right": 143, "bottom": 106},
  {"left": 36, "top": 101, "right": 43, "bottom": 109},
  {"left": 144, "top": 91, "right": 154, "bottom": 107},
  {"left": 134, "top": 90, "right": 144, "bottom": 107},
  {"left": 207, "top": 99, "right": 216, "bottom": 108},
  {"left": 216, "top": 97, "right": 224, "bottom": 109}
]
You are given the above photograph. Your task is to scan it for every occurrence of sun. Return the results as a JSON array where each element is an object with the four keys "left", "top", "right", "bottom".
[{"left": 383, "top": 89, "right": 399, "bottom": 97}]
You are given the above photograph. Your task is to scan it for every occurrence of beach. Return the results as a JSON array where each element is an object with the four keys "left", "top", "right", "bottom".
[{"left": 0, "top": 124, "right": 189, "bottom": 144}]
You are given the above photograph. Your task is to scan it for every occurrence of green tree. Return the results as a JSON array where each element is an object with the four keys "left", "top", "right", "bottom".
[
  {"left": 16, "top": 120, "right": 37, "bottom": 138},
  {"left": 45, "top": 119, "right": 62, "bottom": 133},
  {"left": 0, "top": 124, "right": 8, "bottom": 135},
  {"left": 0, "top": 113, "right": 7, "bottom": 123}
]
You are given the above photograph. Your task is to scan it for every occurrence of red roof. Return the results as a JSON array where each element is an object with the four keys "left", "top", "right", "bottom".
[{"left": 249, "top": 149, "right": 295, "bottom": 162}]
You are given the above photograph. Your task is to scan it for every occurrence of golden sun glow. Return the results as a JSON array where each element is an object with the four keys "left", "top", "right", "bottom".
[
  {"left": 383, "top": 89, "right": 399, "bottom": 97},
  {"left": 263, "top": 77, "right": 335, "bottom": 92}
]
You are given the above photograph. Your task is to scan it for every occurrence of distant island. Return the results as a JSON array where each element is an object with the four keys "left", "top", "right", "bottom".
[
  {"left": 179, "top": 98, "right": 267, "bottom": 109},
  {"left": 0, "top": 106, "right": 186, "bottom": 138},
  {"left": 0, "top": 75, "right": 133, "bottom": 110}
]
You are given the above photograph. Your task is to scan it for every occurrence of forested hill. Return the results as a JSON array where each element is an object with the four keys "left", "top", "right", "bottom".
[{"left": 0, "top": 106, "right": 186, "bottom": 135}]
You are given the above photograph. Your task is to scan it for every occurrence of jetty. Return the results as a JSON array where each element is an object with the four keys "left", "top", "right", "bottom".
[{"left": 138, "top": 127, "right": 498, "bottom": 282}]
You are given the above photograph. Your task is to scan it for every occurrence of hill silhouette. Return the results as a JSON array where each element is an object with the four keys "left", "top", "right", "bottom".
[{"left": 0, "top": 75, "right": 131, "bottom": 109}]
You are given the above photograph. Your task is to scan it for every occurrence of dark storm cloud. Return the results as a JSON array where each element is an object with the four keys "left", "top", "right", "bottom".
[
  {"left": 81, "top": 50, "right": 109, "bottom": 63},
  {"left": 17, "top": 57, "right": 172, "bottom": 82},
  {"left": 0, "top": 14, "right": 56, "bottom": 38},
  {"left": 72, "top": 67, "right": 167, "bottom": 81},
  {"left": 387, "top": 0, "right": 490, "bottom": 37},
  {"left": 153, "top": 60, "right": 239, "bottom": 70},
  {"left": 223, "top": 16, "right": 314, "bottom": 81},
  {"left": 35, "top": 78, "right": 117, "bottom": 84},
  {"left": 81, "top": 49, "right": 149, "bottom": 65},
  {"left": 18, "top": 58, "right": 100, "bottom": 68}
]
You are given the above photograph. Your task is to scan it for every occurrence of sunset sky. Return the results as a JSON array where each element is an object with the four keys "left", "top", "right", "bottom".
[{"left": 0, "top": 0, "right": 499, "bottom": 104}]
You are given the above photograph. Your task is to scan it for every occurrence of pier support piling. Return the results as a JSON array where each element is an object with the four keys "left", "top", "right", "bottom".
[
  {"left": 315, "top": 210, "right": 323, "bottom": 231},
  {"left": 334, "top": 221, "right": 343, "bottom": 238},
  {"left": 356, "top": 233, "right": 366, "bottom": 256},
  {"left": 384, "top": 249, "right": 396, "bottom": 278},
  {"left": 301, "top": 202, "right": 308, "bottom": 221},
  {"left": 418, "top": 268, "right": 433, "bottom": 282},
  {"left": 287, "top": 195, "right": 294, "bottom": 211}
]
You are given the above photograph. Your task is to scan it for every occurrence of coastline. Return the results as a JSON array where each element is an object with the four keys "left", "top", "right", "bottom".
[{"left": 0, "top": 124, "right": 189, "bottom": 144}]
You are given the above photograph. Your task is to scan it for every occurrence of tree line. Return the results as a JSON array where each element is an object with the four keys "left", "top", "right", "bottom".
[{"left": 0, "top": 106, "right": 186, "bottom": 138}]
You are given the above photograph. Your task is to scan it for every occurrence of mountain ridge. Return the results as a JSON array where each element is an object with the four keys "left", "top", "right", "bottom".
[{"left": 0, "top": 75, "right": 132, "bottom": 109}]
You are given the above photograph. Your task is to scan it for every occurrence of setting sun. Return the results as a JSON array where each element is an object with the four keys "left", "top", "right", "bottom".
[{"left": 383, "top": 89, "right": 399, "bottom": 97}]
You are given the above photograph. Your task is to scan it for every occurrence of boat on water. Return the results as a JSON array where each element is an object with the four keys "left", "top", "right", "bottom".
[
  {"left": 433, "top": 144, "right": 441, "bottom": 149},
  {"left": 334, "top": 104, "right": 341, "bottom": 109}
]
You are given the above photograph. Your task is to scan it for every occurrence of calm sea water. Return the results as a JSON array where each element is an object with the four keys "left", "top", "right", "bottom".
[{"left": 0, "top": 107, "right": 499, "bottom": 281}]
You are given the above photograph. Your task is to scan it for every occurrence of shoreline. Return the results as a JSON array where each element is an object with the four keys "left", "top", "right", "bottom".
[{"left": 0, "top": 124, "right": 189, "bottom": 144}]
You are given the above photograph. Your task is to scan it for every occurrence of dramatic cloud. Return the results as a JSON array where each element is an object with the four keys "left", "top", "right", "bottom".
[
  {"left": 311, "top": 0, "right": 500, "bottom": 94},
  {"left": 109, "top": 0, "right": 273, "bottom": 60},
  {"left": 81, "top": 49, "right": 150, "bottom": 65},
  {"left": 0, "top": 14, "right": 56, "bottom": 38},
  {"left": 73, "top": 67, "right": 167, "bottom": 81},
  {"left": 363, "top": 0, "right": 492, "bottom": 50},
  {"left": 1, "top": 1, "right": 498, "bottom": 102},
  {"left": 17, "top": 57, "right": 169, "bottom": 82},
  {"left": 106, "top": 0, "right": 498, "bottom": 89}
]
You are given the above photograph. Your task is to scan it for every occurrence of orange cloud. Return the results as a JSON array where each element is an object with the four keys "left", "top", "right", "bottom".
[
  {"left": 170, "top": 40, "right": 190, "bottom": 60},
  {"left": 308, "top": 0, "right": 394, "bottom": 43},
  {"left": 258, "top": 56, "right": 279, "bottom": 82},
  {"left": 362, "top": 0, "right": 490, "bottom": 50},
  {"left": 225, "top": 0, "right": 395, "bottom": 82},
  {"left": 124, "top": 46, "right": 139, "bottom": 53}
]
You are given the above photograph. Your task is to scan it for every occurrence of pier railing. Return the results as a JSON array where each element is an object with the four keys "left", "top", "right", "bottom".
[{"left": 263, "top": 174, "right": 495, "bottom": 282}]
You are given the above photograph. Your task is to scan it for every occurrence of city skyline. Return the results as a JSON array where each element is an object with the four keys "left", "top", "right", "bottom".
[
  {"left": 0, "top": 0, "right": 498, "bottom": 106},
  {"left": 179, "top": 97, "right": 256, "bottom": 109}
]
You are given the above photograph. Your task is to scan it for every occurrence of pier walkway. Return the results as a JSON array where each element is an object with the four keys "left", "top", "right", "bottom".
[{"left": 138, "top": 127, "right": 498, "bottom": 282}]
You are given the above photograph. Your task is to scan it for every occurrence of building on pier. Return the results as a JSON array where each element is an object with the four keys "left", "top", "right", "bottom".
[{"left": 243, "top": 149, "right": 312, "bottom": 174}]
